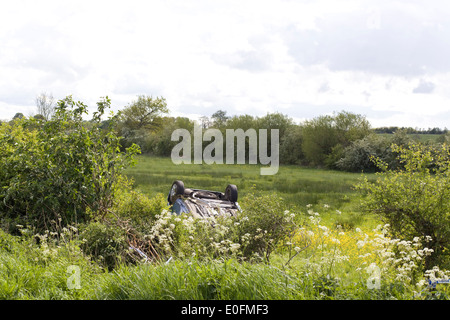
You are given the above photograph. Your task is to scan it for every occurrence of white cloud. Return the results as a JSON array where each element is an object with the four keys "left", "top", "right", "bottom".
[{"left": 1, "top": 0, "right": 450, "bottom": 128}]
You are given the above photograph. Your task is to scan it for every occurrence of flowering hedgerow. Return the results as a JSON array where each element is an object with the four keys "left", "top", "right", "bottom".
[
  {"left": 290, "top": 207, "right": 442, "bottom": 292},
  {"left": 138, "top": 198, "right": 449, "bottom": 298}
]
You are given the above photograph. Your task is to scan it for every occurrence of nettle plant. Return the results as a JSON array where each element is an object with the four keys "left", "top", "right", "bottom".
[{"left": 0, "top": 96, "right": 140, "bottom": 233}]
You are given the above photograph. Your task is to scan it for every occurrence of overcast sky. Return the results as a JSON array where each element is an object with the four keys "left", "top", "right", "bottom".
[{"left": 1, "top": 0, "right": 450, "bottom": 129}]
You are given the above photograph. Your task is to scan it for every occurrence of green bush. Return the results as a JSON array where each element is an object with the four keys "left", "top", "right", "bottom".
[
  {"left": 112, "top": 181, "right": 168, "bottom": 234},
  {"left": 357, "top": 143, "right": 450, "bottom": 269},
  {"left": 79, "top": 221, "right": 128, "bottom": 270},
  {"left": 301, "top": 111, "right": 371, "bottom": 167},
  {"left": 236, "top": 192, "right": 298, "bottom": 263},
  {"left": 336, "top": 134, "right": 390, "bottom": 172},
  {"left": 279, "top": 124, "right": 305, "bottom": 165},
  {"left": 0, "top": 96, "right": 140, "bottom": 233}
]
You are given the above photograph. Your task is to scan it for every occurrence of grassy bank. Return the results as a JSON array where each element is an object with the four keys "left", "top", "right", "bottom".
[
  {"left": 1, "top": 156, "right": 447, "bottom": 301},
  {"left": 0, "top": 227, "right": 434, "bottom": 300}
]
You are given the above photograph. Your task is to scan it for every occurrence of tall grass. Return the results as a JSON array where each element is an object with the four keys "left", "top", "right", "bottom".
[
  {"left": 1, "top": 220, "right": 447, "bottom": 300},
  {"left": 96, "top": 258, "right": 413, "bottom": 300},
  {"left": 0, "top": 228, "right": 100, "bottom": 299},
  {"left": 95, "top": 259, "right": 306, "bottom": 300},
  {"left": 124, "top": 156, "right": 375, "bottom": 227}
]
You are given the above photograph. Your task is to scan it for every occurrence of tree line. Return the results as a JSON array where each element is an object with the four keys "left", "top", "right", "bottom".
[
  {"left": 374, "top": 126, "right": 448, "bottom": 135},
  {"left": 2, "top": 93, "right": 450, "bottom": 173},
  {"left": 113, "top": 94, "right": 450, "bottom": 173}
]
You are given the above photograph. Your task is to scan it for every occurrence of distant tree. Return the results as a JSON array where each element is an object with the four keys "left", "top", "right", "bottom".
[
  {"left": 374, "top": 126, "right": 447, "bottom": 135},
  {"left": 199, "top": 115, "right": 211, "bottom": 129},
  {"left": 172, "top": 116, "right": 195, "bottom": 131},
  {"left": 149, "top": 117, "right": 195, "bottom": 156},
  {"left": 280, "top": 124, "right": 304, "bottom": 165},
  {"left": 120, "top": 95, "right": 169, "bottom": 131},
  {"left": 302, "top": 111, "right": 371, "bottom": 167},
  {"left": 301, "top": 114, "right": 337, "bottom": 166},
  {"left": 333, "top": 111, "right": 371, "bottom": 145},
  {"left": 211, "top": 110, "right": 229, "bottom": 128},
  {"left": 226, "top": 114, "right": 258, "bottom": 131},
  {"left": 35, "top": 92, "right": 56, "bottom": 120},
  {"left": 257, "top": 112, "right": 294, "bottom": 138},
  {"left": 12, "top": 112, "right": 24, "bottom": 120}
]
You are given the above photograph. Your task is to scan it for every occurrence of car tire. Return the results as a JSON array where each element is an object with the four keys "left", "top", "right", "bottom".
[
  {"left": 225, "top": 184, "right": 238, "bottom": 202},
  {"left": 169, "top": 180, "right": 185, "bottom": 204}
]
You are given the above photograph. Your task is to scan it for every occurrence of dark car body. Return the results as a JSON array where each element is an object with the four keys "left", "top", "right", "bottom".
[{"left": 167, "top": 180, "right": 241, "bottom": 218}]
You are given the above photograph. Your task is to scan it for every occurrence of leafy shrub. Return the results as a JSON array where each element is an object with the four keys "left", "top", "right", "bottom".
[
  {"left": 235, "top": 192, "right": 298, "bottom": 263},
  {"left": 112, "top": 177, "right": 168, "bottom": 233},
  {"left": 336, "top": 134, "right": 390, "bottom": 172},
  {"left": 301, "top": 111, "right": 371, "bottom": 167},
  {"left": 79, "top": 221, "right": 128, "bottom": 270},
  {"left": 335, "top": 130, "right": 426, "bottom": 172},
  {"left": 356, "top": 143, "right": 450, "bottom": 269},
  {"left": 0, "top": 96, "right": 140, "bottom": 233}
]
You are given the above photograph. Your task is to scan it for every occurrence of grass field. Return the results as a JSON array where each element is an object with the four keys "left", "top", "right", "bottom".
[{"left": 124, "top": 155, "right": 379, "bottom": 229}]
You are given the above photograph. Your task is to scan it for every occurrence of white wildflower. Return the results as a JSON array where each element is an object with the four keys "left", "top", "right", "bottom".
[{"left": 356, "top": 240, "right": 365, "bottom": 249}]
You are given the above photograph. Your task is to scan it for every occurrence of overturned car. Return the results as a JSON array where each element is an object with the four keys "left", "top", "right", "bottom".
[{"left": 167, "top": 180, "right": 241, "bottom": 218}]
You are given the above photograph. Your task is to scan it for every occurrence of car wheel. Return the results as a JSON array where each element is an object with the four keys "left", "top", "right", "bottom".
[
  {"left": 169, "top": 180, "right": 185, "bottom": 204},
  {"left": 225, "top": 184, "right": 238, "bottom": 202}
]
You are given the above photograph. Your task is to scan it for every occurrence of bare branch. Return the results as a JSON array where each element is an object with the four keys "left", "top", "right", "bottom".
[{"left": 35, "top": 92, "right": 56, "bottom": 120}]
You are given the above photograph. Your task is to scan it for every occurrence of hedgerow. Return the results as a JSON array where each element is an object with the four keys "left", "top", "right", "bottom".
[{"left": 0, "top": 96, "right": 140, "bottom": 233}]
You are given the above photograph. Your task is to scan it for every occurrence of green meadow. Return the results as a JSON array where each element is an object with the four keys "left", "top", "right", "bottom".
[{"left": 124, "top": 155, "right": 379, "bottom": 229}]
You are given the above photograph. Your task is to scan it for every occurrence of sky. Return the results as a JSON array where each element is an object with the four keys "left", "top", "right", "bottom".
[{"left": 1, "top": 0, "right": 450, "bottom": 129}]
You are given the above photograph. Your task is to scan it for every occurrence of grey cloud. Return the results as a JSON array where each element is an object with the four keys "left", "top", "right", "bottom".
[
  {"left": 8, "top": 24, "right": 91, "bottom": 83},
  {"left": 413, "top": 79, "right": 435, "bottom": 93},
  {"left": 211, "top": 50, "right": 271, "bottom": 73},
  {"left": 318, "top": 82, "right": 330, "bottom": 93},
  {"left": 0, "top": 87, "right": 36, "bottom": 106},
  {"left": 232, "top": 50, "right": 272, "bottom": 72},
  {"left": 282, "top": 4, "right": 450, "bottom": 76},
  {"left": 211, "top": 34, "right": 274, "bottom": 72},
  {"left": 362, "top": 91, "right": 371, "bottom": 102},
  {"left": 113, "top": 73, "right": 164, "bottom": 97}
]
